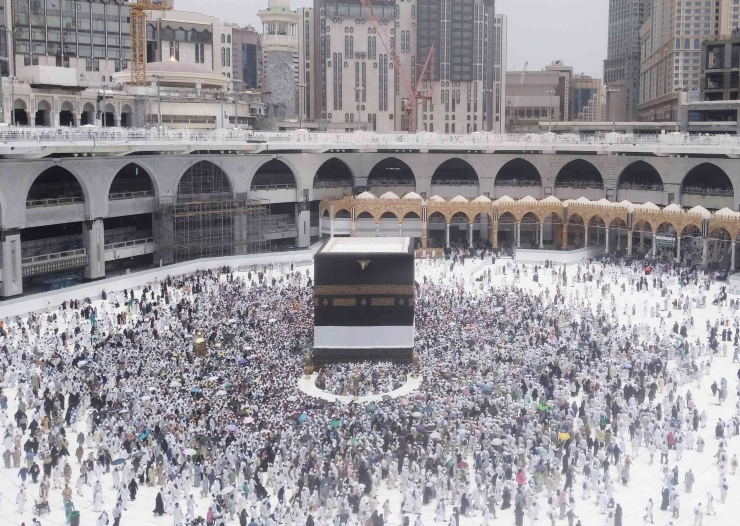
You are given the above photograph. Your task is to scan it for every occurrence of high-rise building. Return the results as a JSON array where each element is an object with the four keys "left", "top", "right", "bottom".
[
  {"left": 232, "top": 25, "right": 262, "bottom": 91},
  {"left": 544, "top": 60, "right": 573, "bottom": 121},
  {"left": 505, "top": 69, "right": 562, "bottom": 132},
  {"left": 417, "top": 0, "right": 497, "bottom": 133},
  {"left": 304, "top": 0, "right": 497, "bottom": 133},
  {"left": 492, "top": 13, "right": 506, "bottom": 133},
  {"left": 572, "top": 74, "right": 606, "bottom": 122},
  {"left": 259, "top": 0, "right": 300, "bottom": 119},
  {"left": 638, "top": 0, "right": 738, "bottom": 121},
  {"left": 604, "top": 0, "right": 645, "bottom": 122}
]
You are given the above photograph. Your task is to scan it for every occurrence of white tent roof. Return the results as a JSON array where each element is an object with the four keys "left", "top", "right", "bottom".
[
  {"left": 428, "top": 195, "right": 446, "bottom": 203},
  {"left": 402, "top": 191, "right": 423, "bottom": 200},
  {"left": 714, "top": 207, "right": 739, "bottom": 219},
  {"left": 687, "top": 205, "right": 711, "bottom": 219},
  {"left": 517, "top": 195, "right": 538, "bottom": 204},
  {"left": 356, "top": 191, "right": 376, "bottom": 200},
  {"left": 472, "top": 195, "right": 492, "bottom": 203},
  {"left": 493, "top": 195, "right": 515, "bottom": 205},
  {"left": 450, "top": 195, "right": 469, "bottom": 203},
  {"left": 663, "top": 203, "right": 683, "bottom": 213},
  {"left": 379, "top": 191, "right": 399, "bottom": 200},
  {"left": 541, "top": 195, "right": 561, "bottom": 204}
]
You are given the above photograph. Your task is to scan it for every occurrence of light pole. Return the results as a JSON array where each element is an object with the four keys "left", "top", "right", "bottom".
[
  {"left": 0, "top": 57, "right": 8, "bottom": 125},
  {"left": 607, "top": 87, "right": 621, "bottom": 132},
  {"left": 9, "top": 75, "right": 15, "bottom": 125},
  {"left": 298, "top": 83, "right": 307, "bottom": 129},
  {"left": 545, "top": 90, "right": 557, "bottom": 132},
  {"left": 232, "top": 79, "right": 243, "bottom": 129},
  {"left": 355, "top": 86, "right": 364, "bottom": 130},
  {"left": 152, "top": 74, "right": 164, "bottom": 130}
]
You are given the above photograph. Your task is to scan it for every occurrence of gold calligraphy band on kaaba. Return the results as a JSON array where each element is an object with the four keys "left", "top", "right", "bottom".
[
  {"left": 370, "top": 298, "right": 395, "bottom": 306},
  {"left": 314, "top": 285, "right": 414, "bottom": 296},
  {"left": 332, "top": 298, "right": 357, "bottom": 307}
]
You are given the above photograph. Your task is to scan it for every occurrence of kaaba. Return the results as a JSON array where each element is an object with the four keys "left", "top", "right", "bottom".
[{"left": 313, "top": 237, "right": 415, "bottom": 363}]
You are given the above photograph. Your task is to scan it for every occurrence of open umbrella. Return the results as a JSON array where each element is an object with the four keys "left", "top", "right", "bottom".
[
  {"left": 430, "top": 431, "right": 441, "bottom": 440},
  {"left": 237, "top": 359, "right": 247, "bottom": 365},
  {"left": 140, "top": 395, "right": 151, "bottom": 401},
  {"left": 365, "top": 404, "right": 378, "bottom": 414},
  {"left": 457, "top": 461, "right": 468, "bottom": 470},
  {"left": 111, "top": 458, "right": 126, "bottom": 466},
  {"left": 558, "top": 432, "right": 570, "bottom": 441},
  {"left": 300, "top": 435, "right": 311, "bottom": 444},
  {"left": 382, "top": 394, "right": 392, "bottom": 401},
  {"left": 183, "top": 448, "right": 197, "bottom": 456},
  {"left": 170, "top": 380, "right": 181, "bottom": 388},
  {"left": 226, "top": 424, "right": 238, "bottom": 432},
  {"left": 491, "top": 438, "right": 503, "bottom": 446},
  {"left": 298, "top": 413, "right": 308, "bottom": 423},
  {"left": 190, "top": 388, "right": 202, "bottom": 394},
  {"left": 412, "top": 411, "right": 423, "bottom": 418},
  {"left": 132, "top": 451, "right": 146, "bottom": 459},
  {"left": 221, "top": 485, "right": 235, "bottom": 494},
  {"left": 535, "top": 464, "right": 547, "bottom": 472},
  {"left": 330, "top": 420, "right": 341, "bottom": 428},
  {"left": 423, "top": 406, "right": 434, "bottom": 413},
  {"left": 243, "top": 417, "right": 254, "bottom": 424},
  {"left": 135, "top": 429, "right": 150, "bottom": 443},
  {"left": 286, "top": 395, "right": 297, "bottom": 402},
  {"left": 216, "top": 390, "right": 227, "bottom": 396},
  {"left": 416, "top": 424, "right": 426, "bottom": 432}
]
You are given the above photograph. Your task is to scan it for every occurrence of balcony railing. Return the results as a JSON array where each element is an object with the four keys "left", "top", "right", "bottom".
[
  {"left": 250, "top": 183, "right": 297, "bottom": 190},
  {"left": 26, "top": 196, "right": 84, "bottom": 208},
  {"left": 313, "top": 180, "right": 353, "bottom": 188},
  {"left": 682, "top": 186, "right": 734, "bottom": 196},
  {"left": 431, "top": 179, "right": 479, "bottom": 186},
  {"left": 617, "top": 183, "right": 664, "bottom": 191},
  {"left": 108, "top": 190, "right": 154, "bottom": 201},
  {"left": 104, "top": 237, "right": 154, "bottom": 251},
  {"left": 22, "top": 248, "right": 86, "bottom": 265},
  {"left": 6, "top": 127, "right": 740, "bottom": 150},
  {"left": 554, "top": 181, "right": 605, "bottom": 189},
  {"left": 494, "top": 179, "right": 541, "bottom": 187}
]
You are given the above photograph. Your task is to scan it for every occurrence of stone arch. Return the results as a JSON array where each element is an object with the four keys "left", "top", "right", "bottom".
[
  {"left": 555, "top": 159, "right": 604, "bottom": 189},
  {"left": 617, "top": 161, "right": 664, "bottom": 191},
  {"left": 35, "top": 99, "right": 52, "bottom": 127},
  {"left": 403, "top": 211, "right": 421, "bottom": 219},
  {"left": 655, "top": 221, "right": 677, "bottom": 235},
  {"left": 120, "top": 104, "right": 134, "bottom": 127},
  {"left": 313, "top": 158, "right": 355, "bottom": 188},
  {"left": 680, "top": 163, "right": 734, "bottom": 206},
  {"left": 250, "top": 159, "right": 298, "bottom": 190},
  {"left": 108, "top": 163, "right": 157, "bottom": 198},
  {"left": 334, "top": 209, "right": 351, "bottom": 219},
  {"left": 449, "top": 209, "right": 474, "bottom": 223},
  {"left": 380, "top": 211, "right": 399, "bottom": 221},
  {"left": 81, "top": 102, "right": 95, "bottom": 126},
  {"left": 367, "top": 158, "right": 416, "bottom": 192},
  {"left": 59, "top": 100, "right": 75, "bottom": 127},
  {"left": 431, "top": 158, "right": 480, "bottom": 187},
  {"left": 494, "top": 159, "right": 542, "bottom": 187},
  {"left": 176, "top": 160, "right": 233, "bottom": 202},
  {"left": 13, "top": 99, "right": 28, "bottom": 126},
  {"left": 26, "top": 165, "right": 89, "bottom": 205}
]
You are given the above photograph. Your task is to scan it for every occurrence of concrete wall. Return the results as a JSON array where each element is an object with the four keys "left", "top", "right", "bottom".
[
  {"left": 1, "top": 151, "right": 740, "bottom": 231},
  {"left": 0, "top": 245, "right": 322, "bottom": 320}
]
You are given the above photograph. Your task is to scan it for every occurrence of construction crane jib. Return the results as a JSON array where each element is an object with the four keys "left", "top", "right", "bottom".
[
  {"left": 359, "top": 0, "right": 434, "bottom": 132},
  {"left": 127, "top": 0, "right": 173, "bottom": 87}
]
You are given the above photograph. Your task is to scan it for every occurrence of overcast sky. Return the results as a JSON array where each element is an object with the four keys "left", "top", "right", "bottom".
[{"left": 177, "top": 0, "right": 609, "bottom": 78}]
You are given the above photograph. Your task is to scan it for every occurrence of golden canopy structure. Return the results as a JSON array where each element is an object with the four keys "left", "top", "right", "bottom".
[{"left": 320, "top": 193, "right": 740, "bottom": 267}]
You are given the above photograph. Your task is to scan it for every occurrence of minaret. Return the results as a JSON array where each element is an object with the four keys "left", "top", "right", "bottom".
[{"left": 258, "top": 0, "right": 300, "bottom": 120}]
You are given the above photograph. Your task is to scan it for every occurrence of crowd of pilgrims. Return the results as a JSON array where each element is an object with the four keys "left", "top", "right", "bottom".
[
  {"left": 0, "top": 256, "right": 737, "bottom": 526},
  {"left": 314, "top": 363, "right": 410, "bottom": 397}
]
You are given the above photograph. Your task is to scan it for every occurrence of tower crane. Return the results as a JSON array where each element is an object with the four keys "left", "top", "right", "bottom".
[
  {"left": 359, "top": 0, "right": 434, "bottom": 132},
  {"left": 127, "top": 0, "right": 173, "bottom": 86},
  {"left": 509, "top": 61, "right": 528, "bottom": 126}
]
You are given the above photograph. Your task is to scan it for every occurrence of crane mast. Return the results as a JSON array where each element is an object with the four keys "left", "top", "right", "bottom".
[
  {"left": 128, "top": 0, "right": 173, "bottom": 87},
  {"left": 359, "top": 0, "right": 434, "bottom": 132}
]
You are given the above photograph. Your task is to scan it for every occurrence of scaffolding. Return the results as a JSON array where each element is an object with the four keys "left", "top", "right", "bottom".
[{"left": 155, "top": 199, "right": 271, "bottom": 264}]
